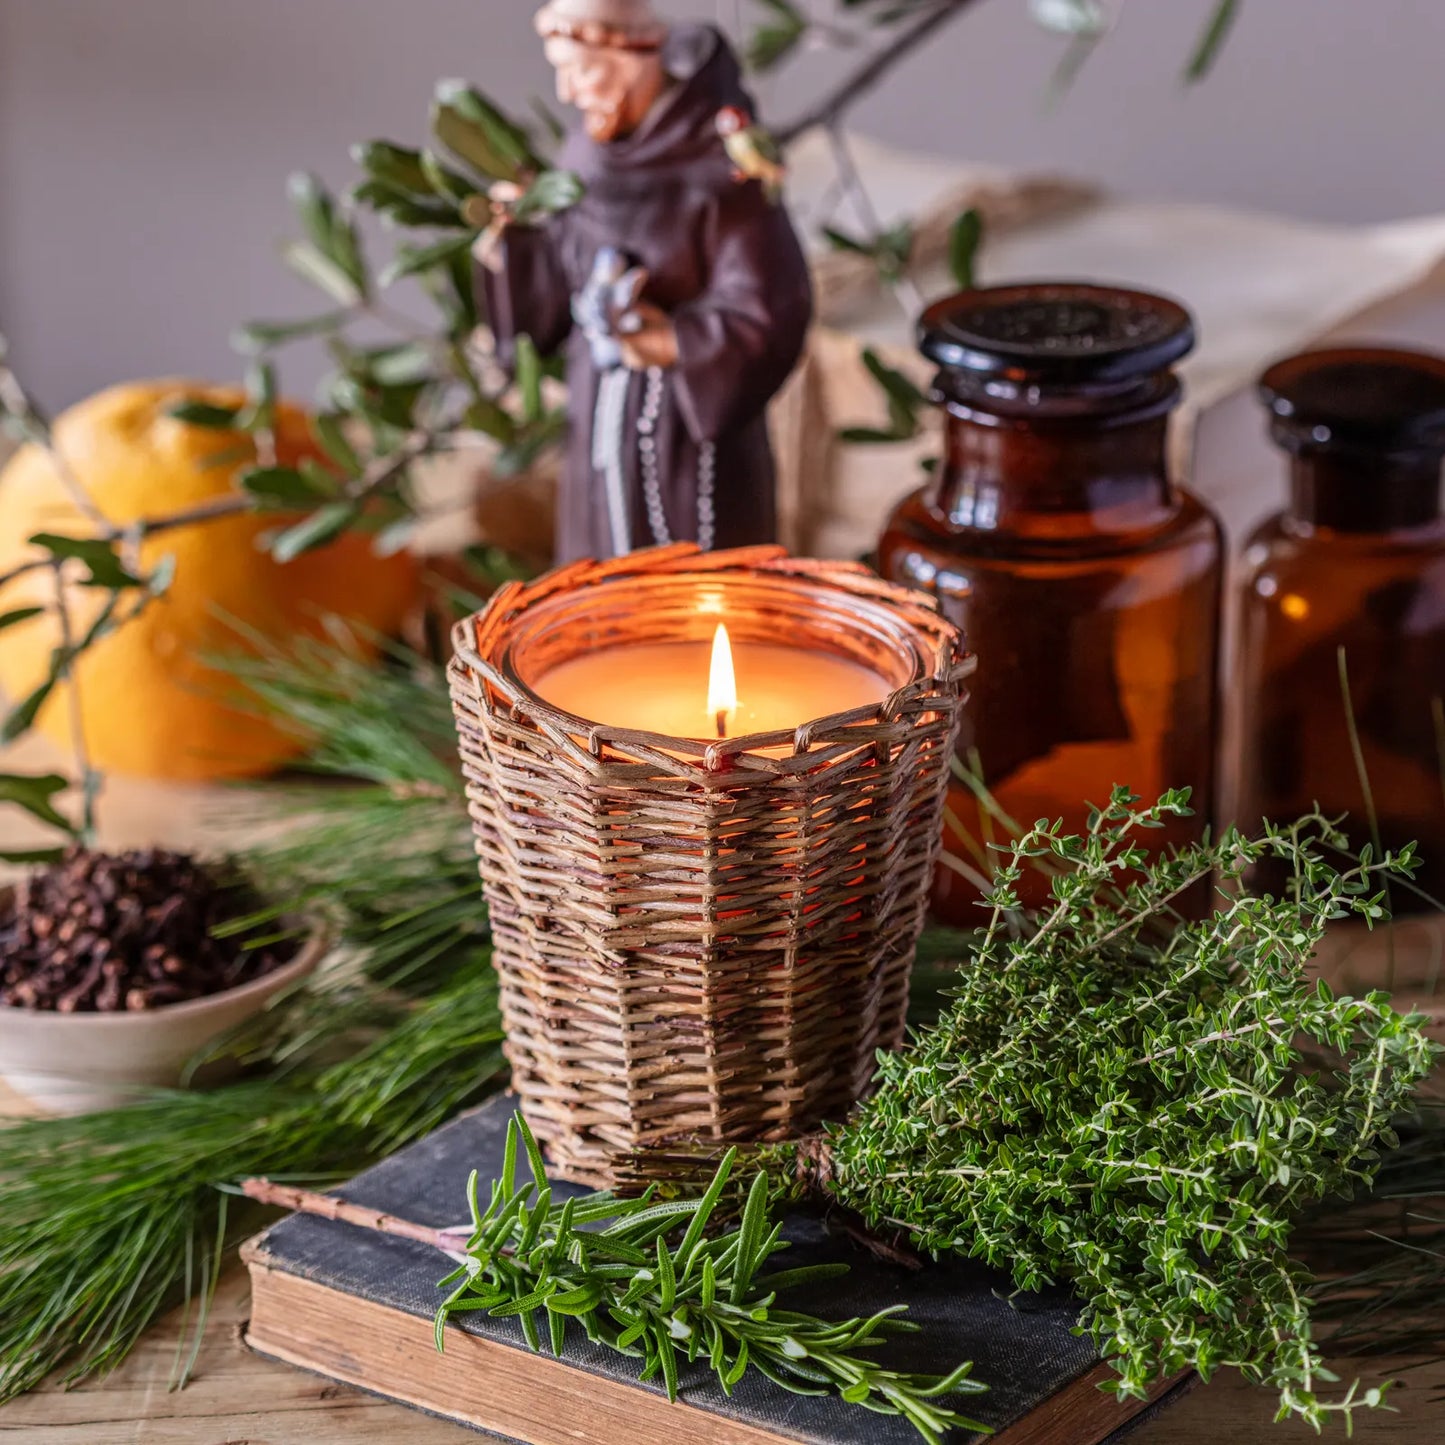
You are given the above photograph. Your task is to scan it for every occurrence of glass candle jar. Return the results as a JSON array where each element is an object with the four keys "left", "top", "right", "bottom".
[
  {"left": 878, "top": 283, "right": 1224, "bottom": 921},
  {"left": 1233, "top": 347, "right": 1445, "bottom": 909}
]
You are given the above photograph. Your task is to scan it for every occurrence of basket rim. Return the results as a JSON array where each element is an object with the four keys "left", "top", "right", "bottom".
[{"left": 450, "top": 544, "right": 973, "bottom": 769}]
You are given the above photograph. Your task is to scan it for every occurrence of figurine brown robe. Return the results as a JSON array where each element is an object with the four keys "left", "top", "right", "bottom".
[{"left": 481, "top": 25, "right": 813, "bottom": 562}]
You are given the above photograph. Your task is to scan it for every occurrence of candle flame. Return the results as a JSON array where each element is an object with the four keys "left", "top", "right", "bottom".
[{"left": 708, "top": 623, "right": 738, "bottom": 737}]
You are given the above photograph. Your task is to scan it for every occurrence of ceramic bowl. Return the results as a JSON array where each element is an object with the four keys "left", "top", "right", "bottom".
[{"left": 0, "top": 888, "right": 324, "bottom": 1115}]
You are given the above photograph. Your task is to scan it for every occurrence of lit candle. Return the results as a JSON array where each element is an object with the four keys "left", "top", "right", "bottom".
[
  {"left": 448, "top": 545, "right": 972, "bottom": 1186},
  {"left": 532, "top": 622, "right": 892, "bottom": 740}
]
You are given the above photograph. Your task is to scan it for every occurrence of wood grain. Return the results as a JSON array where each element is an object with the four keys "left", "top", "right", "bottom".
[{"left": 0, "top": 1258, "right": 1439, "bottom": 1445}]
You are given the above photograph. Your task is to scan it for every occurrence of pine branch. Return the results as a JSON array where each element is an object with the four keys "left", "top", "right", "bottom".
[{"left": 0, "top": 972, "right": 507, "bottom": 1403}]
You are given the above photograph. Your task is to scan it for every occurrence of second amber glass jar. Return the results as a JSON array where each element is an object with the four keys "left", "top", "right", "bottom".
[
  {"left": 879, "top": 283, "right": 1224, "bottom": 922},
  {"left": 1234, "top": 346, "right": 1445, "bottom": 908}
]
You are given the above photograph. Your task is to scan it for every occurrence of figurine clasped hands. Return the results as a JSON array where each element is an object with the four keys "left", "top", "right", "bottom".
[{"left": 477, "top": 0, "right": 812, "bottom": 561}]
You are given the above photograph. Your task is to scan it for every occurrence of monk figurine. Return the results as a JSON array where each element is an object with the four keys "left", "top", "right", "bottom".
[{"left": 477, "top": 0, "right": 813, "bottom": 562}]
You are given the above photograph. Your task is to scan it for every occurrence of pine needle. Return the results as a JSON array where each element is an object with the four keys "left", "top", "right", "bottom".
[{"left": 0, "top": 974, "right": 505, "bottom": 1402}]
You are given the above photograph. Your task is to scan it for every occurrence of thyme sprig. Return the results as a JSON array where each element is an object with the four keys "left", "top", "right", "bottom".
[
  {"left": 432, "top": 1116, "right": 989, "bottom": 1444},
  {"left": 797, "top": 790, "right": 1438, "bottom": 1432}
]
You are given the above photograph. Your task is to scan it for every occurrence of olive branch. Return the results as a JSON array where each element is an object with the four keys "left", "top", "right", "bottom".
[
  {"left": 1, "top": 3, "right": 1246, "bottom": 847},
  {"left": 0, "top": 82, "right": 577, "bottom": 855}
]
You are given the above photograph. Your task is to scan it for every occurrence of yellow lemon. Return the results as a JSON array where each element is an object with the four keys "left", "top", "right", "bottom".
[{"left": 0, "top": 380, "right": 420, "bottom": 781}]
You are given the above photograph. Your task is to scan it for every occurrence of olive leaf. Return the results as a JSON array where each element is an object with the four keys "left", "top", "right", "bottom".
[
  {"left": 167, "top": 399, "right": 243, "bottom": 430},
  {"left": 312, "top": 413, "right": 363, "bottom": 478},
  {"left": 288, "top": 173, "right": 369, "bottom": 300},
  {"left": 235, "top": 361, "right": 278, "bottom": 436},
  {"left": 351, "top": 140, "right": 433, "bottom": 196},
  {"left": 232, "top": 312, "right": 348, "bottom": 356},
  {"left": 354, "top": 343, "right": 437, "bottom": 389},
  {"left": 432, "top": 81, "right": 540, "bottom": 184},
  {"left": 1185, "top": 0, "right": 1241, "bottom": 82},
  {"left": 0, "top": 607, "right": 44, "bottom": 634},
  {"left": 2, "top": 675, "right": 59, "bottom": 745},
  {"left": 746, "top": 0, "right": 808, "bottom": 71},
  {"left": 7, "top": 590, "right": 129, "bottom": 743},
  {"left": 419, "top": 150, "right": 476, "bottom": 203},
  {"left": 948, "top": 207, "right": 984, "bottom": 290},
  {"left": 822, "top": 222, "right": 914, "bottom": 283},
  {"left": 238, "top": 466, "right": 335, "bottom": 510},
  {"left": 0, "top": 772, "right": 74, "bottom": 833},
  {"left": 466, "top": 396, "right": 519, "bottom": 444},
  {"left": 514, "top": 335, "right": 544, "bottom": 426},
  {"left": 510, "top": 169, "right": 584, "bottom": 225},
  {"left": 147, "top": 554, "right": 178, "bottom": 598},
  {"left": 269, "top": 502, "right": 360, "bottom": 563},
  {"left": 352, "top": 180, "right": 468, "bottom": 230},
  {"left": 380, "top": 235, "right": 475, "bottom": 289},
  {"left": 494, "top": 412, "right": 566, "bottom": 479},
  {"left": 27, "top": 535, "right": 143, "bottom": 590},
  {"left": 840, "top": 348, "right": 926, "bottom": 445},
  {"left": 372, "top": 516, "right": 421, "bottom": 559},
  {"left": 282, "top": 241, "right": 365, "bottom": 307}
]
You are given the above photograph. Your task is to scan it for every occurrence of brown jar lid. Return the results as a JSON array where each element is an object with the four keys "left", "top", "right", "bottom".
[
  {"left": 919, "top": 282, "right": 1196, "bottom": 386},
  {"left": 1260, "top": 346, "right": 1445, "bottom": 454}
]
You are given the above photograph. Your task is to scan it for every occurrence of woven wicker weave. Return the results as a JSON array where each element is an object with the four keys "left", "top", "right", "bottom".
[{"left": 448, "top": 544, "right": 971, "bottom": 1187}]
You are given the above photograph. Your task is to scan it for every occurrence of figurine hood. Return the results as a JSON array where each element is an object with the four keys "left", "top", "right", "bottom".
[
  {"left": 559, "top": 25, "right": 756, "bottom": 189},
  {"left": 535, "top": 0, "right": 666, "bottom": 50}
]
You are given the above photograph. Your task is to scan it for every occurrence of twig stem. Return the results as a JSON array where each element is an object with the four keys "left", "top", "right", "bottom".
[
  {"left": 0, "top": 351, "right": 109, "bottom": 529},
  {"left": 50, "top": 560, "right": 100, "bottom": 841},
  {"left": 823, "top": 123, "right": 925, "bottom": 318},
  {"left": 1338, "top": 647, "right": 1394, "bottom": 986},
  {"left": 241, "top": 1178, "right": 467, "bottom": 1254},
  {"left": 113, "top": 432, "right": 435, "bottom": 548},
  {"left": 776, "top": 0, "right": 988, "bottom": 146}
]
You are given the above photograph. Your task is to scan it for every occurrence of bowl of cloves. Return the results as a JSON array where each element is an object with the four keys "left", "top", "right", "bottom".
[{"left": 0, "top": 847, "right": 323, "bottom": 1115}]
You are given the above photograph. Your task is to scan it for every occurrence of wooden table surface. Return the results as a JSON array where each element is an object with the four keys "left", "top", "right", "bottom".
[{"left": 0, "top": 1250, "right": 1440, "bottom": 1445}]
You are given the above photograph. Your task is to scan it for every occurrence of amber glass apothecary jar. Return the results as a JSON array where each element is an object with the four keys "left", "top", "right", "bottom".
[
  {"left": 1234, "top": 347, "right": 1445, "bottom": 908},
  {"left": 878, "top": 283, "right": 1224, "bottom": 922}
]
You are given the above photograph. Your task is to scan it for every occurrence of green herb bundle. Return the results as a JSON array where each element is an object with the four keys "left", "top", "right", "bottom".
[
  {"left": 433, "top": 1117, "right": 988, "bottom": 1443},
  {"left": 766, "top": 792, "right": 1439, "bottom": 1430}
]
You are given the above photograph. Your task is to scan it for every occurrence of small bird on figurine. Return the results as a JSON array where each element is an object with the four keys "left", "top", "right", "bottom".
[{"left": 715, "top": 106, "right": 786, "bottom": 204}]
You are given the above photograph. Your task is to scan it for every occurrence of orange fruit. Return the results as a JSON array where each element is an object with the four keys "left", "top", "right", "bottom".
[{"left": 0, "top": 380, "right": 420, "bottom": 781}]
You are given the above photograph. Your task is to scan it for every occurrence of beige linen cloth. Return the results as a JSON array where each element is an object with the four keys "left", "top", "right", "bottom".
[{"left": 775, "top": 131, "right": 1445, "bottom": 558}]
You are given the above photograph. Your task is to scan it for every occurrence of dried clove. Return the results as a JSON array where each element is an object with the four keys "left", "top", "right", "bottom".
[{"left": 0, "top": 847, "right": 298, "bottom": 1014}]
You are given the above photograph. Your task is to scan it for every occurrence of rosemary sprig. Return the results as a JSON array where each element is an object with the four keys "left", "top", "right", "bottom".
[{"left": 428, "top": 1115, "right": 989, "bottom": 1444}]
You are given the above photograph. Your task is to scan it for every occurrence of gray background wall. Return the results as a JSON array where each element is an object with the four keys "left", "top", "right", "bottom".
[{"left": 1, "top": 0, "right": 1442, "bottom": 410}]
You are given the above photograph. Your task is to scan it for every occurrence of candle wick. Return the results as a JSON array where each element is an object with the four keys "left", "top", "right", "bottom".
[{"left": 716, "top": 710, "right": 729, "bottom": 740}]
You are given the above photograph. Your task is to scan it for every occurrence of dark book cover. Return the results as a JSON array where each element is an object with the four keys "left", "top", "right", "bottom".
[{"left": 244, "top": 1094, "right": 1190, "bottom": 1445}]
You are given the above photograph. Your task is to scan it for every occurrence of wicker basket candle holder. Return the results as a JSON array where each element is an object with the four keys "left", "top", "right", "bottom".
[{"left": 448, "top": 544, "right": 972, "bottom": 1188}]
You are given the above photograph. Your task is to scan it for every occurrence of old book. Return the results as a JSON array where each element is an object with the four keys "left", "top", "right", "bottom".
[{"left": 243, "top": 1095, "right": 1190, "bottom": 1445}]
